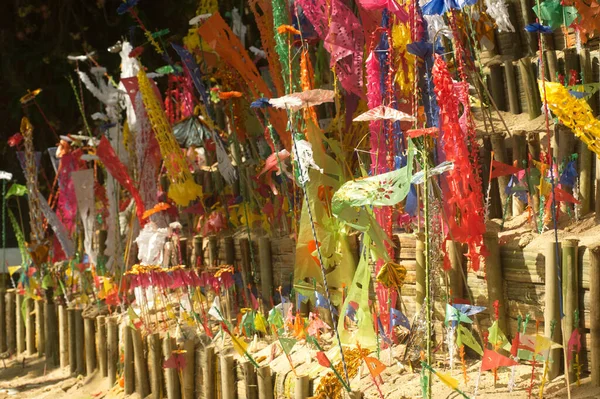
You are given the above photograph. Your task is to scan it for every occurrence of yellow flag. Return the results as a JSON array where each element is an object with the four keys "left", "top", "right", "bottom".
[
  {"left": 435, "top": 371, "right": 459, "bottom": 390},
  {"left": 103, "top": 278, "right": 113, "bottom": 294},
  {"left": 535, "top": 334, "right": 553, "bottom": 353},
  {"left": 166, "top": 304, "right": 177, "bottom": 320},
  {"left": 232, "top": 335, "right": 248, "bottom": 356},
  {"left": 8, "top": 266, "right": 21, "bottom": 276},
  {"left": 254, "top": 312, "right": 268, "bottom": 334}
]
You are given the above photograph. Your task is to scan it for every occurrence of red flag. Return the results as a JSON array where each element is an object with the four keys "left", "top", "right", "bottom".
[
  {"left": 490, "top": 160, "right": 521, "bottom": 179},
  {"left": 567, "top": 329, "right": 581, "bottom": 365},
  {"left": 163, "top": 353, "right": 187, "bottom": 370},
  {"left": 480, "top": 349, "right": 518, "bottom": 371},
  {"left": 316, "top": 351, "right": 331, "bottom": 368},
  {"left": 364, "top": 356, "right": 386, "bottom": 378},
  {"left": 510, "top": 332, "right": 520, "bottom": 357},
  {"left": 553, "top": 187, "right": 580, "bottom": 204}
]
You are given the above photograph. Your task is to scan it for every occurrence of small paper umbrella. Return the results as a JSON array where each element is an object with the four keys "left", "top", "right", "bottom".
[
  {"left": 353, "top": 105, "right": 416, "bottom": 122},
  {"left": 142, "top": 202, "right": 171, "bottom": 220},
  {"left": 376, "top": 261, "right": 407, "bottom": 289},
  {"left": 269, "top": 89, "right": 335, "bottom": 111}
]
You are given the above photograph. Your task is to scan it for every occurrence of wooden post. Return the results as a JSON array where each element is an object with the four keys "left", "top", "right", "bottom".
[
  {"left": 518, "top": 58, "right": 542, "bottom": 119},
  {"left": 527, "top": 132, "right": 541, "bottom": 216},
  {"left": 68, "top": 309, "right": 77, "bottom": 374},
  {"left": 220, "top": 354, "right": 236, "bottom": 399},
  {"left": 295, "top": 375, "right": 310, "bottom": 399},
  {"left": 75, "top": 309, "right": 85, "bottom": 375},
  {"left": 58, "top": 305, "right": 68, "bottom": 368},
  {"left": 490, "top": 133, "right": 512, "bottom": 218},
  {"left": 239, "top": 238, "right": 253, "bottom": 300},
  {"left": 84, "top": 317, "right": 96, "bottom": 374},
  {"left": 96, "top": 316, "right": 107, "bottom": 377},
  {"left": 579, "top": 141, "right": 592, "bottom": 215},
  {"left": 35, "top": 300, "right": 45, "bottom": 357},
  {"left": 489, "top": 64, "right": 507, "bottom": 111},
  {"left": 258, "top": 237, "right": 273, "bottom": 309},
  {"left": 544, "top": 241, "right": 562, "bottom": 380},
  {"left": 415, "top": 233, "right": 425, "bottom": 313},
  {"left": 180, "top": 237, "right": 188, "bottom": 266},
  {"left": 483, "top": 231, "right": 507, "bottom": 334},
  {"left": 26, "top": 298, "right": 35, "bottom": 355},
  {"left": 193, "top": 235, "right": 203, "bottom": 268},
  {"left": 182, "top": 340, "right": 195, "bottom": 399},
  {"left": 596, "top": 155, "right": 600, "bottom": 222},
  {"left": 16, "top": 294, "right": 25, "bottom": 354},
  {"left": 224, "top": 236, "right": 235, "bottom": 265},
  {"left": 208, "top": 235, "right": 218, "bottom": 267},
  {"left": 163, "top": 336, "right": 181, "bottom": 399},
  {"left": 513, "top": 131, "right": 527, "bottom": 216},
  {"left": 147, "top": 333, "right": 162, "bottom": 399},
  {"left": 545, "top": 50, "right": 559, "bottom": 82},
  {"left": 243, "top": 361, "right": 259, "bottom": 399},
  {"left": 44, "top": 300, "right": 58, "bottom": 367},
  {"left": 123, "top": 324, "right": 135, "bottom": 394},
  {"left": 562, "top": 238, "right": 579, "bottom": 382},
  {"left": 107, "top": 317, "right": 119, "bottom": 387},
  {"left": 590, "top": 245, "right": 600, "bottom": 387},
  {"left": 257, "top": 365, "right": 274, "bottom": 399},
  {"left": 131, "top": 327, "right": 150, "bottom": 398},
  {"left": 6, "top": 290, "right": 15, "bottom": 355},
  {"left": 504, "top": 62, "right": 520, "bottom": 114},
  {"left": 447, "top": 241, "right": 464, "bottom": 302},
  {"left": 0, "top": 290, "right": 5, "bottom": 353},
  {"left": 203, "top": 345, "right": 216, "bottom": 399},
  {"left": 517, "top": 0, "right": 537, "bottom": 56}
]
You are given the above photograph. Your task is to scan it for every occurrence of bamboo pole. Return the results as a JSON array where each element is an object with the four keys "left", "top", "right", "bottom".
[
  {"left": 257, "top": 365, "right": 274, "bottom": 399},
  {"left": 182, "top": 339, "right": 195, "bottom": 399},
  {"left": 147, "top": 333, "right": 162, "bottom": 399},
  {"left": 58, "top": 305, "right": 68, "bottom": 368},
  {"left": 208, "top": 236, "right": 218, "bottom": 267},
  {"left": 0, "top": 289, "right": 5, "bottom": 353},
  {"left": 596, "top": 155, "right": 600, "bottom": 223},
  {"left": 295, "top": 375, "right": 310, "bottom": 399},
  {"left": 224, "top": 236, "right": 235, "bottom": 265},
  {"left": 35, "top": 300, "right": 44, "bottom": 357},
  {"left": 447, "top": 241, "right": 464, "bottom": 302},
  {"left": 513, "top": 131, "right": 527, "bottom": 216},
  {"left": 44, "top": 301, "right": 58, "bottom": 367},
  {"left": 163, "top": 336, "right": 181, "bottom": 399},
  {"left": 97, "top": 316, "right": 107, "bottom": 377},
  {"left": 527, "top": 132, "right": 541, "bottom": 217},
  {"left": 131, "top": 327, "right": 150, "bottom": 398},
  {"left": 180, "top": 236, "right": 188, "bottom": 266},
  {"left": 193, "top": 235, "right": 203, "bottom": 268},
  {"left": 544, "top": 241, "right": 562, "bottom": 381},
  {"left": 518, "top": 58, "right": 542, "bottom": 119},
  {"left": 239, "top": 238, "right": 253, "bottom": 302},
  {"left": 220, "top": 354, "right": 236, "bottom": 399},
  {"left": 75, "top": 309, "right": 85, "bottom": 375},
  {"left": 562, "top": 239, "right": 579, "bottom": 382},
  {"left": 243, "top": 361, "right": 259, "bottom": 399},
  {"left": 415, "top": 233, "right": 425, "bottom": 313},
  {"left": 489, "top": 65, "right": 507, "bottom": 111},
  {"left": 545, "top": 50, "right": 559, "bottom": 82},
  {"left": 6, "top": 290, "right": 15, "bottom": 355},
  {"left": 580, "top": 49, "right": 594, "bottom": 215},
  {"left": 590, "top": 245, "right": 600, "bottom": 387},
  {"left": 504, "top": 62, "right": 520, "bottom": 114},
  {"left": 483, "top": 231, "right": 507, "bottom": 334},
  {"left": 258, "top": 237, "right": 273, "bottom": 310},
  {"left": 123, "top": 324, "right": 135, "bottom": 394},
  {"left": 68, "top": 309, "right": 77, "bottom": 374},
  {"left": 16, "top": 294, "right": 25, "bottom": 354},
  {"left": 107, "top": 317, "right": 118, "bottom": 387},
  {"left": 203, "top": 345, "right": 216, "bottom": 399},
  {"left": 26, "top": 298, "right": 35, "bottom": 355},
  {"left": 84, "top": 317, "right": 96, "bottom": 374},
  {"left": 490, "top": 133, "right": 512, "bottom": 218}
]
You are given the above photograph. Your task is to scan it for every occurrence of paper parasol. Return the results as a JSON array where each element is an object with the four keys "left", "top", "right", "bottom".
[
  {"left": 268, "top": 89, "right": 335, "bottom": 111},
  {"left": 353, "top": 105, "right": 416, "bottom": 122}
]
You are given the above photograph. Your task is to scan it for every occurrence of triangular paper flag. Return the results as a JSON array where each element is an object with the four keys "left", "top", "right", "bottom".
[
  {"left": 364, "top": 356, "right": 386, "bottom": 378},
  {"left": 8, "top": 266, "right": 21, "bottom": 276},
  {"left": 316, "top": 351, "right": 331, "bottom": 368},
  {"left": 535, "top": 334, "right": 553, "bottom": 353},
  {"left": 208, "top": 296, "right": 224, "bottom": 321},
  {"left": 481, "top": 348, "right": 518, "bottom": 371},
  {"left": 488, "top": 321, "right": 509, "bottom": 348},
  {"left": 435, "top": 370, "right": 459, "bottom": 390},
  {"left": 279, "top": 337, "right": 297, "bottom": 355},
  {"left": 254, "top": 312, "right": 268, "bottom": 334},
  {"left": 457, "top": 324, "right": 483, "bottom": 355},
  {"left": 231, "top": 335, "right": 248, "bottom": 357},
  {"left": 491, "top": 159, "right": 521, "bottom": 179}
]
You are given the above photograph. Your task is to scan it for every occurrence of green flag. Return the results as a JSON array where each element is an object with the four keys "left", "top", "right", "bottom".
[
  {"left": 6, "top": 184, "right": 27, "bottom": 199},
  {"left": 457, "top": 324, "right": 483, "bottom": 356},
  {"left": 279, "top": 337, "right": 297, "bottom": 355}
]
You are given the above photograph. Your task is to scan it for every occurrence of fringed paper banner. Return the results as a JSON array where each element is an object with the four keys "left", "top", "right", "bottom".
[
  {"left": 33, "top": 188, "right": 75, "bottom": 259},
  {"left": 171, "top": 43, "right": 214, "bottom": 120},
  {"left": 56, "top": 152, "right": 81, "bottom": 234},
  {"left": 96, "top": 136, "right": 146, "bottom": 223},
  {"left": 272, "top": 0, "right": 296, "bottom": 92}
]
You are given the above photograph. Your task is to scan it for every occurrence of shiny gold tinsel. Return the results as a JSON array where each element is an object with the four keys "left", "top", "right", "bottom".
[{"left": 314, "top": 347, "right": 370, "bottom": 399}]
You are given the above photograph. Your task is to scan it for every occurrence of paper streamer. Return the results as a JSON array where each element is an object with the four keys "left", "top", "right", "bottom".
[
  {"left": 32, "top": 188, "right": 75, "bottom": 258},
  {"left": 72, "top": 169, "right": 96, "bottom": 264}
]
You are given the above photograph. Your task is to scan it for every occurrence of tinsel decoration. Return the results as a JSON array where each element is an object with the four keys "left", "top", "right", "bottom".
[
  {"left": 137, "top": 67, "right": 203, "bottom": 206},
  {"left": 314, "top": 347, "right": 369, "bottom": 399}
]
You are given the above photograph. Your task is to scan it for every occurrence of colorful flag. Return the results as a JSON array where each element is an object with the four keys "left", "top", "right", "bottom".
[
  {"left": 390, "top": 308, "right": 410, "bottom": 330},
  {"left": 364, "top": 356, "right": 386, "bottom": 378},
  {"left": 254, "top": 312, "right": 268, "bottom": 334},
  {"left": 457, "top": 324, "right": 483, "bottom": 355},
  {"left": 316, "top": 351, "right": 331, "bottom": 368},
  {"left": 279, "top": 337, "right": 297, "bottom": 355},
  {"left": 491, "top": 159, "right": 521, "bottom": 179},
  {"left": 481, "top": 348, "right": 518, "bottom": 371},
  {"left": 163, "top": 352, "right": 187, "bottom": 370}
]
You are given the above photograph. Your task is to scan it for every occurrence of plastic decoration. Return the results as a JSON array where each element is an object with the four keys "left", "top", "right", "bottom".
[
  {"left": 563, "top": 0, "right": 600, "bottom": 40},
  {"left": 71, "top": 169, "right": 96, "bottom": 263},
  {"left": 357, "top": 0, "right": 409, "bottom": 21},
  {"left": 353, "top": 104, "right": 416, "bottom": 122},
  {"left": 485, "top": 0, "right": 515, "bottom": 32},
  {"left": 269, "top": 89, "right": 335, "bottom": 111},
  {"left": 292, "top": 139, "right": 323, "bottom": 186},
  {"left": 272, "top": 0, "right": 296, "bottom": 92},
  {"left": 137, "top": 67, "right": 202, "bottom": 206},
  {"left": 197, "top": 13, "right": 290, "bottom": 149},
  {"left": 533, "top": 0, "right": 578, "bottom": 29},
  {"left": 481, "top": 348, "right": 519, "bottom": 371},
  {"left": 524, "top": 23, "right": 553, "bottom": 33},
  {"left": 432, "top": 55, "right": 486, "bottom": 271}
]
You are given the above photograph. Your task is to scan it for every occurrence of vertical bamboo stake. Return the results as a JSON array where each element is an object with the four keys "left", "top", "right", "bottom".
[
  {"left": 447, "top": 241, "right": 464, "bottom": 302},
  {"left": 163, "top": 336, "right": 181, "bottom": 399},
  {"left": 518, "top": 58, "right": 542, "bottom": 119},
  {"left": 68, "top": 309, "right": 77, "bottom": 374},
  {"left": 97, "top": 316, "right": 107, "bottom": 377},
  {"left": 257, "top": 365, "right": 274, "bottom": 399},
  {"left": 35, "top": 300, "right": 45, "bottom": 357},
  {"left": 131, "top": 327, "right": 150, "bottom": 398},
  {"left": 182, "top": 339, "right": 195, "bottom": 399},
  {"left": 16, "top": 294, "right": 25, "bottom": 354},
  {"left": 224, "top": 236, "right": 235, "bottom": 265},
  {"left": 589, "top": 245, "right": 600, "bottom": 387},
  {"left": 295, "top": 375, "right": 310, "bottom": 399},
  {"left": 513, "top": 131, "right": 527, "bottom": 216},
  {"left": 123, "top": 323, "right": 135, "bottom": 394},
  {"left": 545, "top": 50, "right": 559, "bottom": 82},
  {"left": 579, "top": 51, "right": 594, "bottom": 216},
  {"left": 6, "top": 290, "right": 15, "bottom": 355},
  {"left": 483, "top": 231, "right": 508, "bottom": 334},
  {"left": 84, "top": 317, "right": 96, "bottom": 374},
  {"left": 545, "top": 241, "right": 562, "bottom": 380},
  {"left": 44, "top": 301, "right": 58, "bottom": 367},
  {"left": 180, "top": 236, "right": 188, "bottom": 266},
  {"left": 562, "top": 239, "right": 579, "bottom": 382},
  {"left": 75, "top": 309, "right": 85, "bottom": 375},
  {"left": 26, "top": 298, "right": 35, "bottom": 355},
  {"left": 58, "top": 305, "right": 68, "bottom": 368},
  {"left": 415, "top": 233, "right": 425, "bottom": 313},
  {"left": 239, "top": 238, "right": 253, "bottom": 302},
  {"left": 527, "top": 132, "right": 541, "bottom": 217},
  {"left": 208, "top": 236, "right": 218, "bottom": 267},
  {"left": 0, "top": 289, "right": 5, "bottom": 353},
  {"left": 504, "top": 62, "right": 520, "bottom": 114},
  {"left": 193, "top": 235, "right": 203, "bottom": 268},
  {"left": 107, "top": 317, "right": 118, "bottom": 387},
  {"left": 147, "top": 333, "right": 162, "bottom": 399},
  {"left": 220, "top": 354, "right": 236, "bottom": 399},
  {"left": 490, "top": 132, "right": 512, "bottom": 218},
  {"left": 243, "top": 361, "right": 259, "bottom": 399},
  {"left": 258, "top": 237, "right": 273, "bottom": 310},
  {"left": 489, "top": 64, "right": 507, "bottom": 111},
  {"left": 203, "top": 345, "right": 216, "bottom": 399}
]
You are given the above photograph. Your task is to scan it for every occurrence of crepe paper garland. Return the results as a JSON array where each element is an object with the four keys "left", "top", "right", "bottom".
[{"left": 137, "top": 67, "right": 202, "bottom": 206}]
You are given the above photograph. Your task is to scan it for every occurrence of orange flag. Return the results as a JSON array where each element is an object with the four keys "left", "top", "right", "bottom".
[
  {"left": 490, "top": 159, "right": 521, "bottom": 179},
  {"left": 481, "top": 348, "right": 518, "bottom": 371},
  {"left": 364, "top": 356, "right": 386, "bottom": 378}
]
